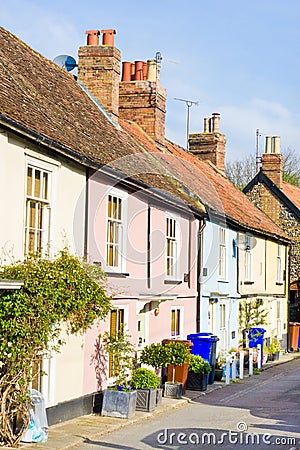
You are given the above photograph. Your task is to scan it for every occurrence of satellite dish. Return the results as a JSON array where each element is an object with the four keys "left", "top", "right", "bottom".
[{"left": 53, "top": 54, "right": 77, "bottom": 72}]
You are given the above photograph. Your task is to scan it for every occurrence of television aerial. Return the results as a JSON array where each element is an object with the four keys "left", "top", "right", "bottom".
[{"left": 53, "top": 54, "right": 77, "bottom": 72}]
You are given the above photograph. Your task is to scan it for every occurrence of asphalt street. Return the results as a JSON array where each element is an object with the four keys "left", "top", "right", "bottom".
[{"left": 73, "top": 358, "right": 300, "bottom": 450}]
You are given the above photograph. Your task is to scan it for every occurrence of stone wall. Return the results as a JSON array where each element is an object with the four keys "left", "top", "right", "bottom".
[{"left": 246, "top": 182, "right": 300, "bottom": 283}]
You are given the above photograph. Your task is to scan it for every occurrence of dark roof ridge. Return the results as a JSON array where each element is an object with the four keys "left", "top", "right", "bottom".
[{"left": 244, "top": 169, "right": 300, "bottom": 221}]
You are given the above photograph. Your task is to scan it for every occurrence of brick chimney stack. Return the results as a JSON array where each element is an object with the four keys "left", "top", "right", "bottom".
[
  {"left": 188, "top": 113, "right": 226, "bottom": 171},
  {"left": 119, "top": 56, "right": 167, "bottom": 143},
  {"left": 261, "top": 136, "right": 283, "bottom": 188},
  {"left": 77, "top": 29, "right": 120, "bottom": 121}
]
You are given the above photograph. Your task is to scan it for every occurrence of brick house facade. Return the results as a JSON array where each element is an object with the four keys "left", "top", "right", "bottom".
[{"left": 244, "top": 136, "right": 300, "bottom": 322}]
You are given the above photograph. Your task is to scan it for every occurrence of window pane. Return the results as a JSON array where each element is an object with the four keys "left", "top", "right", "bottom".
[
  {"left": 34, "top": 170, "right": 41, "bottom": 197},
  {"left": 171, "top": 310, "right": 175, "bottom": 336},
  {"left": 43, "top": 172, "right": 48, "bottom": 200},
  {"left": 27, "top": 167, "right": 33, "bottom": 196}
]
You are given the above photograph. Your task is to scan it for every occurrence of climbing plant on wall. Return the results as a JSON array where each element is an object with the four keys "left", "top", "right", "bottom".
[{"left": 0, "top": 250, "right": 111, "bottom": 447}]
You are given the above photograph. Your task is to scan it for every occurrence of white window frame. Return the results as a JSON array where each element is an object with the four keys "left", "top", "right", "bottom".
[
  {"left": 24, "top": 158, "right": 55, "bottom": 258},
  {"left": 218, "top": 226, "right": 227, "bottom": 280},
  {"left": 171, "top": 306, "right": 184, "bottom": 339},
  {"left": 105, "top": 188, "right": 127, "bottom": 272},
  {"left": 276, "top": 244, "right": 283, "bottom": 283},
  {"left": 219, "top": 301, "right": 227, "bottom": 351},
  {"left": 245, "top": 233, "right": 253, "bottom": 282},
  {"left": 276, "top": 299, "right": 282, "bottom": 339},
  {"left": 165, "top": 213, "right": 180, "bottom": 280}
]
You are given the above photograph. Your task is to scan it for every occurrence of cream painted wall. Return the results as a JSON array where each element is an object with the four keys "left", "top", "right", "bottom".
[
  {"left": 54, "top": 329, "right": 85, "bottom": 403},
  {"left": 0, "top": 129, "right": 86, "bottom": 260},
  {"left": 0, "top": 131, "right": 26, "bottom": 261}
]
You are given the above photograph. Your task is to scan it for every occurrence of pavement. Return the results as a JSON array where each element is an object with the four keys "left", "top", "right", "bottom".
[{"left": 19, "top": 352, "right": 300, "bottom": 450}]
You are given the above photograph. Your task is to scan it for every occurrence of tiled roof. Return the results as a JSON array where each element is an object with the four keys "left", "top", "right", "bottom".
[
  {"left": 0, "top": 27, "right": 288, "bottom": 241},
  {"left": 282, "top": 181, "right": 300, "bottom": 211},
  {"left": 0, "top": 27, "right": 142, "bottom": 165},
  {"left": 121, "top": 121, "right": 289, "bottom": 240}
]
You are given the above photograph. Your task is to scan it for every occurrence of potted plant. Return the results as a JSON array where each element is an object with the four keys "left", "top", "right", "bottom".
[
  {"left": 214, "top": 353, "right": 226, "bottom": 381},
  {"left": 186, "top": 355, "right": 211, "bottom": 391},
  {"left": 163, "top": 341, "right": 190, "bottom": 399},
  {"left": 131, "top": 368, "right": 160, "bottom": 411},
  {"left": 139, "top": 343, "right": 169, "bottom": 406},
  {"left": 100, "top": 328, "right": 137, "bottom": 419},
  {"left": 268, "top": 337, "right": 281, "bottom": 361}
]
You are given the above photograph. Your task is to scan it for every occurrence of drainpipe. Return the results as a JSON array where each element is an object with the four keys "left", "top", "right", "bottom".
[
  {"left": 197, "top": 218, "right": 206, "bottom": 332},
  {"left": 84, "top": 167, "right": 90, "bottom": 260},
  {"left": 287, "top": 243, "right": 291, "bottom": 351}
]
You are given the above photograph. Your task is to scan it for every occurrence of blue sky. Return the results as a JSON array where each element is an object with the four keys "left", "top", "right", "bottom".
[{"left": 1, "top": 0, "right": 300, "bottom": 161}]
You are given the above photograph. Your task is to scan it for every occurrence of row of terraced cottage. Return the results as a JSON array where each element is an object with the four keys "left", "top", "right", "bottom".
[{"left": 1, "top": 26, "right": 299, "bottom": 424}]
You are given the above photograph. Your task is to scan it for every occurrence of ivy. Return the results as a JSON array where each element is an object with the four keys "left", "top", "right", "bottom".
[{"left": 0, "top": 251, "right": 111, "bottom": 447}]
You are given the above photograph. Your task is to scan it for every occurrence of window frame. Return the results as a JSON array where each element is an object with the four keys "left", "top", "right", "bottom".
[
  {"left": 107, "top": 306, "right": 128, "bottom": 382},
  {"left": 244, "top": 233, "right": 253, "bottom": 282},
  {"left": 24, "top": 158, "right": 55, "bottom": 258},
  {"left": 218, "top": 226, "right": 227, "bottom": 280},
  {"left": 170, "top": 306, "right": 184, "bottom": 339},
  {"left": 165, "top": 213, "right": 180, "bottom": 280},
  {"left": 276, "top": 244, "right": 283, "bottom": 284},
  {"left": 105, "top": 188, "right": 127, "bottom": 272}
]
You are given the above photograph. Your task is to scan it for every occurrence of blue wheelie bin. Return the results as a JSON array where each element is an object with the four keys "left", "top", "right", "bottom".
[
  {"left": 248, "top": 327, "right": 266, "bottom": 366},
  {"left": 187, "top": 333, "right": 219, "bottom": 384}
]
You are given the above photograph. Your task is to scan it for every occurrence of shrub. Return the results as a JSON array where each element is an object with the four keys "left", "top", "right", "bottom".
[
  {"left": 188, "top": 355, "right": 211, "bottom": 374},
  {"left": 140, "top": 343, "right": 169, "bottom": 369},
  {"left": 131, "top": 368, "right": 160, "bottom": 389}
]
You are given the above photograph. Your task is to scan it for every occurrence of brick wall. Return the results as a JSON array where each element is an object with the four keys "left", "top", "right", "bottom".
[
  {"left": 188, "top": 131, "right": 226, "bottom": 171},
  {"left": 246, "top": 182, "right": 300, "bottom": 283},
  {"left": 78, "top": 45, "right": 121, "bottom": 121},
  {"left": 119, "top": 81, "right": 166, "bottom": 143}
]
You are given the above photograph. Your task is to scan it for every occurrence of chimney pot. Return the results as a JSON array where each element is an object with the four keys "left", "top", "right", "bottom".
[
  {"left": 147, "top": 59, "right": 156, "bottom": 81},
  {"left": 142, "top": 62, "right": 148, "bottom": 80},
  {"left": 101, "top": 29, "right": 116, "bottom": 46},
  {"left": 273, "top": 136, "right": 280, "bottom": 154},
  {"left": 85, "top": 29, "right": 100, "bottom": 46},
  {"left": 204, "top": 117, "right": 211, "bottom": 133},
  {"left": 212, "top": 113, "right": 221, "bottom": 133},
  {"left": 134, "top": 61, "right": 144, "bottom": 80},
  {"left": 265, "top": 136, "right": 272, "bottom": 154},
  {"left": 121, "top": 61, "right": 132, "bottom": 82}
]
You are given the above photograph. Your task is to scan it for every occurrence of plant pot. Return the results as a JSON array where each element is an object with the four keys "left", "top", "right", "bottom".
[
  {"left": 268, "top": 351, "right": 280, "bottom": 362},
  {"left": 101, "top": 389, "right": 137, "bottom": 419},
  {"left": 135, "top": 388, "right": 157, "bottom": 412},
  {"left": 214, "top": 368, "right": 223, "bottom": 381},
  {"left": 163, "top": 382, "right": 182, "bottom": 399},
  {"left": 186, "top": 372, "right": 208, "bottom": 391}
]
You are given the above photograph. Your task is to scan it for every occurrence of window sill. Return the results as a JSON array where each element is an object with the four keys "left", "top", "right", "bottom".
[
  {"left": 164, "top": 280, "right": 182, "bottom": 285},
  {"left": 106, "top": 272, "right": 130, "bottom": 278},
  {"left": 244, "top": 281, "right": 254, "bottom": 285}
]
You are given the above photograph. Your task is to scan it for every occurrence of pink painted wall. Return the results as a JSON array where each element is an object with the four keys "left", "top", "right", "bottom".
[{"left": 82, "top": 171, "right": 199, "bottom": 393}]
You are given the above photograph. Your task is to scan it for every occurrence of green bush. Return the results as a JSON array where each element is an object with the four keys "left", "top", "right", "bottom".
[
  {"left": 164, "top": 341, "right": 190, "bottom": 367},
  {"left": 188, "top": 355, "right": 211, "bottom": 374},
  {"left": 140, "top": 343, "right": 169, "bottom": 369},
  {"left": 131, "top": 368, "right": 160, "bottom": 389}
]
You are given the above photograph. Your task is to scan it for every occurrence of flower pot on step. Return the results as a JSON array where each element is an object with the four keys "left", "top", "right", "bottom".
[
  {"left": 101, "top": 389, "right": 137, "bottom": 419},
  {"left": 136, "top": 388, "right": 157, "bottom": 412},
  {"left": 163, "top": 381, "right": 182, "bottom": 399},
  {"left": 186, "top": 372, "right": 208, "bottom": 391}
]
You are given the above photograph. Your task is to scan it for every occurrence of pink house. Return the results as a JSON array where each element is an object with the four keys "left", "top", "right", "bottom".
[{"left": 83, "top": 168, "right": 201, "bottom": 391}]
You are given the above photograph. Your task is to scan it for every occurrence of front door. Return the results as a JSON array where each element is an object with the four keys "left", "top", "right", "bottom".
[{"left": 137, "top": 304, "right": 149, "bottom": 350}]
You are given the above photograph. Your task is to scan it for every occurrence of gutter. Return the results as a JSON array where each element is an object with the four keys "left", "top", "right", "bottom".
[{"left": 0, "top": 114, "right": 205, "bottom": 220}]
